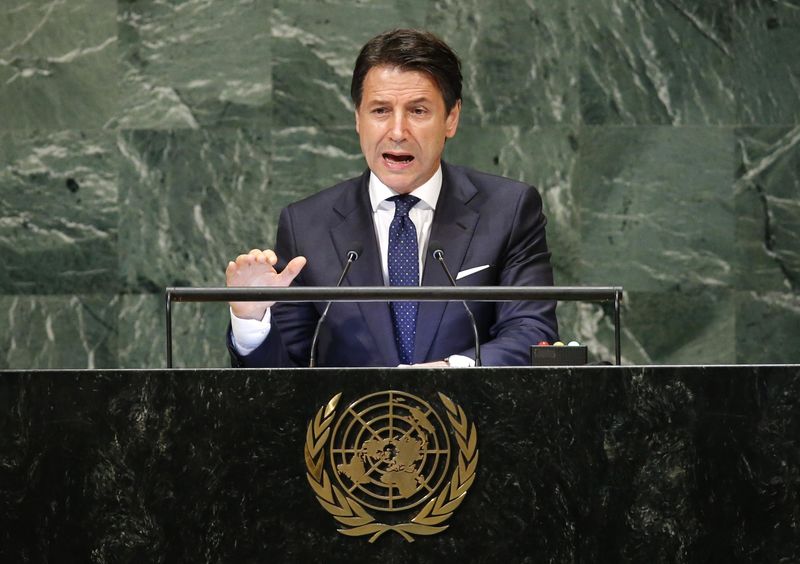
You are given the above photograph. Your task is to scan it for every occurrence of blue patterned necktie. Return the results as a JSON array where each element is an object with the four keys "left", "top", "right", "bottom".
[{"left": 387, "top": 195, "right": 420, "bottom": 364}]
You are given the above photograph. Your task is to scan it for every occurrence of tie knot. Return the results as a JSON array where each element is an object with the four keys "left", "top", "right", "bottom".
[{"left": 389, "top": 195, "right": 420, "bottom": 217}]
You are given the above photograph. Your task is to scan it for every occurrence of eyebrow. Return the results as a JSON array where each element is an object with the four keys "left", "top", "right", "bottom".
[{"left": 364, "top": 96, "right": 433, "bottom": 106}]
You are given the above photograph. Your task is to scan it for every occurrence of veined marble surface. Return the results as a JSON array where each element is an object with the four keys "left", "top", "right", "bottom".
[
  {"left": 0, "top": 130, "right": 119, "bottom": 294},
  {"left": 1, "top": 366, "right": 799, "bottom": 561},
  {"left": 577, "top": 0, "right": 736, "bottom": 125},
  {"left": 734, "top": 1, "right": 800, "bottom": 124},
  {"left": 0, "top": 295, "right": 117, "bottom": 368},
  {"left": 735, "top": 126, "right": 800, "bottom": 292},
  {"left": 0, "top": 0, "right": 119, "bottom": 130},
  {"left": 575, "top": 126, "right": 735, "bottom": 292},
  {"left": 115, "top": 0, "right": 272, "bottom": 129},
  {"left": 117, "top": 128, "right": 273, "bottom": 291},
  {"left": 0, "top": 0, "right": 798, "bottom": 368}
]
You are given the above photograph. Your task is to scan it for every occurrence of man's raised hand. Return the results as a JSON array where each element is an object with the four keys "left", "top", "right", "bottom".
[{"left": 226, "top": 249, "right": 306, "bottom": 320}]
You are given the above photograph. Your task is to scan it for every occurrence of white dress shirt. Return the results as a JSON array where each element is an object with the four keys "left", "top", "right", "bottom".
[
  {"left": 231, "top": 166, "right": 474, "bottom": 367},
  {"left": 368, "top": 166, "right": 439, "bottom": 284}
]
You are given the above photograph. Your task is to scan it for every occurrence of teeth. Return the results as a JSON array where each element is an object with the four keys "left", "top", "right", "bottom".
[{"left": 384, "top": 153, "right": 413, "bottom": 162}]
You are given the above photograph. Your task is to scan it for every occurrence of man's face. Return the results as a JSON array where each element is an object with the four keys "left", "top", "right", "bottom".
[{"left": 355, "top": 65, "right": 461, "bottom": 194}]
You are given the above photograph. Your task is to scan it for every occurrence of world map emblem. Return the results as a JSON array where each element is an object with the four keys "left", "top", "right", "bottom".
[{"left": 304, "top": 391, "right": 479, "bottom": 542}]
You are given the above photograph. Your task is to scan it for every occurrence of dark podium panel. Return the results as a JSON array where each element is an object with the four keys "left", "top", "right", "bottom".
[{"left": 1, "top": 366, "right": 799, "bottom": 563}]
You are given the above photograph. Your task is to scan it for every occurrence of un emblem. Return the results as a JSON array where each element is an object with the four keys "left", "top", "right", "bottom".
[{"left": 304, "top": 391, "right": 479, "bottom": 542}]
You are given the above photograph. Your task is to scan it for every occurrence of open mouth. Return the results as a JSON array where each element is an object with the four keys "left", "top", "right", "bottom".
[{"left": 383, "top": 152, "right": 415, "bottom": 164}]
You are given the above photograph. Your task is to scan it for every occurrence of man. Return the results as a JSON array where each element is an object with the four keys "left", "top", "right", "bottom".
[{"left": 226, "top": 29, "right": 558, "bottom": 368}]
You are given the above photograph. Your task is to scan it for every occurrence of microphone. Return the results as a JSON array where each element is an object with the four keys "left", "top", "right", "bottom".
[
  {"left": 309, "top": 244, "right": 362, "bottom": 367},
  {"left": 429, "top": 241, "right": 482, "bottom": 367}
]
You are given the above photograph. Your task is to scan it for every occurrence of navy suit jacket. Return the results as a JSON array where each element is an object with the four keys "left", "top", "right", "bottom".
[{"left": 227, "top": 162, "right": 558, "bottom": 367}]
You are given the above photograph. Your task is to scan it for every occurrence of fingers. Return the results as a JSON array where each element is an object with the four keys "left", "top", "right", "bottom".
[
  {"left": 231, "top": 249, "right": 277, "bottom": 269},
  {"left": 226, "top": 259, "right": 245, "bottom": 287},
  {"left": 227, "top": 249, "right": 271, "bottom": 287},
  {"left": 241, "top": 249, "right": 275, "bottom": 265},
  {"left": 278, "top": 256, "right": 307, "bottom": 285},
  {"left": 226, "top": 249, "right": 304, "bottom": 287},
  {"left": 247, "top": 249, "right": 278, "bottom": 265}
]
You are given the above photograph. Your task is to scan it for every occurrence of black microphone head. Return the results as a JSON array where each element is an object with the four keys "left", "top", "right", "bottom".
[
  {"left": 347, "top": 241, "right": 363, "bottom": 261},
  {"left": 429, "top": 240, "right": 444, "bottom": 260}
]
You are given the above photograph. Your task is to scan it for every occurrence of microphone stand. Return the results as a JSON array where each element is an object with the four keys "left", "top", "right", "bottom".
[
  {"left": 309, "top": 249, "right": 359, "bottom": 367},
  {"left": 432, "top": 248, "right": 482, "bottom": 367}
]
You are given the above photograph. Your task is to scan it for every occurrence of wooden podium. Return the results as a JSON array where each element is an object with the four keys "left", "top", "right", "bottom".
[{"left": 1, "top": 365, "right": 798, "bottom": 562}]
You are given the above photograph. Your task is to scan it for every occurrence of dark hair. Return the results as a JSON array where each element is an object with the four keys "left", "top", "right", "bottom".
[{"left": 351, "top": 29, "right": 462, "bottom": 113}]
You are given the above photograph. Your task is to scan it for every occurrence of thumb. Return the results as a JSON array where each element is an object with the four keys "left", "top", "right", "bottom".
[{"left": 278, "top": 256, "right": 307, "bottom": 285}]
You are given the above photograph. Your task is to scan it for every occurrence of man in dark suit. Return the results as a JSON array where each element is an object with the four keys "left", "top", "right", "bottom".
[{"left": 226, "top": 29, "right": 558, "bottom": 368}]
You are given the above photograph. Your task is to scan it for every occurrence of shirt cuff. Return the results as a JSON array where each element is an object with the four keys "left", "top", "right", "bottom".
[
  {"left": 447, "top": 354, "right": 475, "bottom": 368},
  {"left": 230, "top": 308, "right": 271, "bottom": 356}
]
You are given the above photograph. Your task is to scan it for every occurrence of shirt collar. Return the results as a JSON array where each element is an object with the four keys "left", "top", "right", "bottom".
[{"left": 368, "top": 166, "right": 442, "bottom": 212}]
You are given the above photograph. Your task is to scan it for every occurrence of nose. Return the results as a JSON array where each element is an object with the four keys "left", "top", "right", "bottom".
[{"left": 388, "top": 113, "right": 407, "bottom": 142}]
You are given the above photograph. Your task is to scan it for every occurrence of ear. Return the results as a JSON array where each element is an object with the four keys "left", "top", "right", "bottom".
[
  {"left": 445, "top": 100, "right": 461, "bottom": 139},
  {"left": 354, "top": 108, "right": 361, "bottom": 134}
]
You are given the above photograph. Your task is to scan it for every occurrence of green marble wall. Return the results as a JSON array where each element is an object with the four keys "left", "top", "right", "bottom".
[{"left": 1, "top": 0, "right": 798, "bottom": 368}]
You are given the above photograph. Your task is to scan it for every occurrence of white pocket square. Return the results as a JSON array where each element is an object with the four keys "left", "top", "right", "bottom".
[{"left": 456, "top": 264, "right": 490, "bottom": 280}]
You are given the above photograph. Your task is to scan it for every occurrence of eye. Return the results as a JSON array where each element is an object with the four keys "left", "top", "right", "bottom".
[
  {"left": 372, "top": 107, "right": 389, "bottom": 116},
  {"left": 411, "top": 107, "right": 428, "bottom": 115}
]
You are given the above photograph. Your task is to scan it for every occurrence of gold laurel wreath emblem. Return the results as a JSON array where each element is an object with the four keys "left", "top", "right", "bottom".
[{"left": 304, "top": 392, "right": 479, "bottom": 543}]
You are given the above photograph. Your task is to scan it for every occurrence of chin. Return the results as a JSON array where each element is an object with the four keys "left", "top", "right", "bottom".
[{"left": 388, "top": 175, "right": 421, "bottom": 192}]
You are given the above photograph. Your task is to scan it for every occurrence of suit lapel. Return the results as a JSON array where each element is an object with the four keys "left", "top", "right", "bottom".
[
  {"left": 414, "top": 163, "right": 480, "bottom": 362},
  {"left": 329, "top": 171, "right": 400, "bottom": 366}
]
